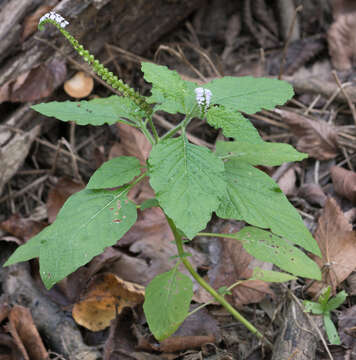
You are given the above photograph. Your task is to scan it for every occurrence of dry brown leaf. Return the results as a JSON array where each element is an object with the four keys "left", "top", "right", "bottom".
[
  {"left": 277, "top": 166, "right": 297, "bottom": 196},
  {"left": 115, "top": 123, "right": 152, "bottom": 164},
  {"left": 72, "top": 273, "right": 145, "bottom": 331},
  {"left": 0, "top": 214, "right": 47, "bottom": 243},
  {"left": 0, "top": 333, "right": 23, "bottom": 360},
  {"left": 298, "top": 183, "right": 327, "bottom": 207},
  {"left": 46, "top": 177, "right": 84, "bottom": 223},
  {"left": 195, "top": 223, "right": 273, "bottom": 307},
  {"left": 21, "top": 5, "right": 53, "bottom": 42},
  {"left": 277, "top": 109, "right": 339, "bottom": 160},
  {"left": 7, "top": 306, "right": 48, "bottom": 360},
  {"left": 308, "top": 197, "right": 356, "bottom": 296},
  {"left": 328, "top": 0, "right": 356, "bottom": 70},
  {"left": 331, "top": 166, "right": 356, "bottom": 204},
  {"left": 0, "top": 59, "right": 67, "bottom": 103}
]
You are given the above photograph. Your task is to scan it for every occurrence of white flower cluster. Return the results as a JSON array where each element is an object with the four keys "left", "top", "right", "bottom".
[
  {"left": 39, "top": 11, "right": 69, "bottom": 28},
  {"left": 194, "top": 87, "right": 212, "bottom": 112}
]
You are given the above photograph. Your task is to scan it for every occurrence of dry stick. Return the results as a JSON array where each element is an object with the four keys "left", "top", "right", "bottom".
[
  {"left": 0, "top": 175, "right": 49, "bottom": 204},
  {"left": 1, "top": 124, "right": 89, "bottom": 165},
  {"left": 278, "top": 5, "right": 303, "bottom": 80},
  {"left": 60, "top": 138, "right": 84, "bottom": 184},
  {"left": 332, "top": 70, "right": 356, "bottom": 126},
  {"left": 341, "top": 147, "right": 355, "bottom": 171},
  {"left": 284, "top": 286, "right": 333, "bottom": 360},
  {"left": 155, "top": 44, "right": 207, "bottom": 82}
]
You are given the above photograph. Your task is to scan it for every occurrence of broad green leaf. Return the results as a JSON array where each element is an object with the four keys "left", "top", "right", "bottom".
[
  {"left": 303, "top": 300, "right": 324, "bottom": 315},
  {"left": 142, "top": 62, "right": 198, "bottom": 115},
  {"left": 323, "top": 314, "right": 341, "bottom": 345},
  {"left": 140, "top": 198, "right": 159, "bottom": 211},
  {"left": 204, "top": 76, "right": 294, "bottom": 114},
  {"left": 31, "top": 95, "right": 145, "bottom": 126},
  {"left": 143, "top": 267, "right": 193, "bottom": 340},
  {"left": 216, "top": 141, "right": 308, "bottom": 166},
  {"left": 235, "top": 227, "right": 321, "bottom": 279},
  {"left": 148, "top": 136, "right": 226, "bottom": 239},
  {"left": 217, "top": 160, "right": 321, "bottom": 256},
  {"left": 325, "top": 291, "right": 347, "bottom": 312},
  {"left": 251, "top": 267, "right": 297, "bottom": 282},
  {"left": 4, "top": 229, "right": 45, "bottom": 265},
  {"left": 87, "top": 156, "right": 141, "bottom": 189},
  {"left": 7, "top": 188, "right": 137, "bottom": 289},
  {"left": 206, "top": 106, "right": 262, "bottom": 143}
]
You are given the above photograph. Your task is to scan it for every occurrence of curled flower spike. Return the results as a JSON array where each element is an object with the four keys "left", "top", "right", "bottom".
[
  {"left": 37, "top": 11, "right": 152, "bottom": 115},
  {"left": 194, "top": 87, "right": 212, "bottom": 113},
  {"left": 39, "top": 11, "right": 69, "bottom": 29}
]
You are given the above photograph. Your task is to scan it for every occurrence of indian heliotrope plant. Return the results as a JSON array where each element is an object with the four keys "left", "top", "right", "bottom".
[{"left": 4, "top": 12, "right": 321, "bottom": 346}]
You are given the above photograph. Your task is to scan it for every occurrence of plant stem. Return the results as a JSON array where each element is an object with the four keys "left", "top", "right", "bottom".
[
  {"left": 147, "top": 116, "right": 159, "bottom": 143},
  {"left": 138, "top": 122, "right": 155, "bottom": 145},
  {"left": 167, "top": 220, "right": 273, "bottom": 349}
]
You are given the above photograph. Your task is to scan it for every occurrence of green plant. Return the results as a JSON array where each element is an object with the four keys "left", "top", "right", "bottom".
[
  {"left": 304, "top": 287, "right": 347, "bottom": 345},
  {"left": 4, "top": 12, "right": 322, "bottom": 347}
]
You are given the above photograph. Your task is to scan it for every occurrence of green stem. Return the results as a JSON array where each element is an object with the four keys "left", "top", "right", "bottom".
[
  {"left": 138, "top": 122, "right": 155, "bottom": 145},
  {"left": 160, "top": 122, "right": 184, "bottom": 141},
  {"left": 147, "top": 116, "right": 159, "bottom": 143},
  {"left": 198, "top": 232, "right": 238, "bottom": 240},
  {"left": 168, "top": 220, "right": 273, "bottom": 349}
]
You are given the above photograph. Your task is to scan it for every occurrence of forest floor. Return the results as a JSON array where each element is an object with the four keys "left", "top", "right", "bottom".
[{"left": 0, "top": 0, "right": 356, "bottom": 359}]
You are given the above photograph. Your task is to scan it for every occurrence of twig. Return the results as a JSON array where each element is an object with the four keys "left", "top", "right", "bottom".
[
  {"left": 332, "top": 70, "right": 356, "bottom": 126},
  {"left": 278, "top": 5, "right": 303, "bottom": 79},
  {"left": 0, "top": 175, "right": 49, "bottom": 204}
]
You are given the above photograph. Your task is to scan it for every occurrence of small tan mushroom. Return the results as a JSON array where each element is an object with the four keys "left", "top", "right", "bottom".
[{"left": 64, "top": 71, "right": 94, "bottom": 98}]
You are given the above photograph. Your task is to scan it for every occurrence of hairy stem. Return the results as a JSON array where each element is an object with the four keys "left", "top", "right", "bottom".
[{"left": 167, "top": 220, "right": 273, "bottom": 349}]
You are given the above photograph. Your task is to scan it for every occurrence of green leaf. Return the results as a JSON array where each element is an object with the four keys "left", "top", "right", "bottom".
[
  {"left": 142, "top": 62, "right": 198, "bottom": 115},
  {"left": 325, "top": 291, "right": 347, "bottom": 312},
  {"left": 235, "top": 227, "right": 321, "bottom": 279},
  {"left": 323, "top": 314, "right": 341, "bottom": 345},
  {"left": 217, "top": 160, "right": 321, "bottom": 256},
  {"left": 31, "top": 95, "right": 145, "bottom": 126},
  {"left": 251, "top": 267, "right": 297, "bottom": 283},
  {"left": 204, "top": 76, "right": 294, "bottom": 114},
  {"left": 303, "top": 300, "right": 324, "bottom": 315},
  {"left": 318, "top": 286, "right": 332, "bottom": 310},
  {"left": 143, "top": 267, "right": 193, "bottom": 340},
  {"left": 216, "top": 141, "right": 308, "bottom": 166},
  {"left": 140, "top": 198, "right": 160, "bottom": 211},
  {"left": 87, "top": 156, "right": 141, "bottom": 189},
  {"left": 206, "top": 106, "right": 262, "bottom": 143},
  {"left": 7, "top": 188, "right": 137, "bottom": 289},
  {"left": 148, "top": 136, "right": 226, "bottom": 239}
]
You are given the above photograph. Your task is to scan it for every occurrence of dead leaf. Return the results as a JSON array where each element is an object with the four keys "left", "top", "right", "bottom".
[
  {"left": 115, "top": 123, "right": 152, "bottom": 164},
  {"left": 194, "top": 222, "right": 274, "bottom": 307},
  {"left": 46, "top": 177, "right": 84, "bottom": 223},
  {"left": 104, "top": 307, "right": 165, "bottom": 360},
  {"left": 0, "top": 214, "right": 47, "bottom": 244},
  {"left": 72, "top": 273, "right": 145, "bottom": 331},
  {"left": 7, "top": 306, "right": 48, "bottom": 360},
  {"left": 298, "top": 183, "right": 327, "bottom": 207},
  {"left": 276, "top": 109, "right": 339, "bottom": 160},
  {"left": 308, "top": 197, "right": 356, "bottom": 296},
  {"left": 21, "top": 5, "right": 53, "bottom": 42},
  {"left": 277, "top": 166, "right": 297, "bottom": 196},
  {"left": 0, "top": 303, "right": 10, "bottom": 323},
  {"left": 0, "top": 59, "right": 67, "bottom": 103},
  {"left": 327, "top": 0, "right": 356, "bottom": 70},
  {"left": 331, "top": 166, "right": 356, "bottom": 204}
]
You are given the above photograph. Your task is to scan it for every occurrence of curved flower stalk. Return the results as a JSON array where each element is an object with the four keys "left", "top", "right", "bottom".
[{"left": 38, "top": 12, "right": 152, "bottom": 115}]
